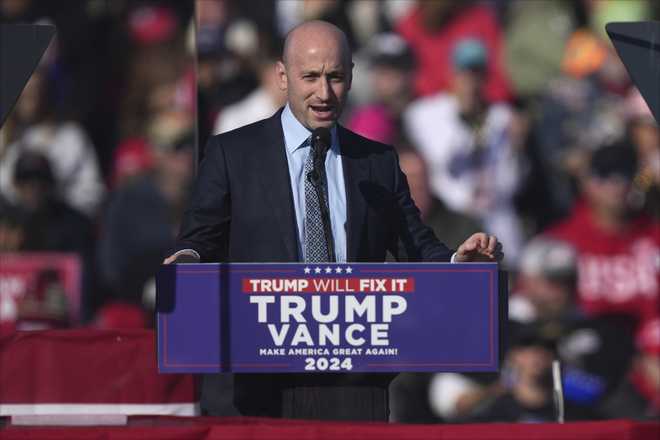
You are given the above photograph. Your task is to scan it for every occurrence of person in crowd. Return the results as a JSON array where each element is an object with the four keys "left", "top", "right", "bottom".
[
  {"left": 0, "top": 199, "right": 24, "bottom": 253},
  {"left": 5, "top": 151, "right": 94, "bottom": 321},
  {"left": 196, "top": 1, "right": 262, "bottom": 145},
  {"left": 397, "top": 148, "right": 483, "bottom": 250},
  {"left": 275, "top": 0, "right": 358, "bottom": 49},
  {"left": 389, "top": 149, "right": 482, "bottom": 423},
  {"left": 9, "top": 150, "right": 93, "bottom": 258},
  {"left": 213, "top": 44, "right": 287, "bottom": 134},
  {"left": 0, "top": 68, "right": 106, "bottom": 217},
  {"left": 98, "top": 131, "right": 193, "bottom": 313},
  {"left": 509, "top": 238, "right": 580, "bottom": 326},
  {"left": 429, "top": 239, "right": 576, "bottom": 423},
  {"left": 534, "top": 28, "right": 630, "bottom": 217},
  {"left": 473, "top": 328, "right": 557, "bottom": 423},
  {"left": 404, "top": 38, "right": 525, "bottom": 265},
  {"left": 429, "top": 237, "right": 637, "bottom": 422},
  {"left": 546, "top": 144, "right": 659, "bottom": 323},
  {"left": 507, "top": 239, "right": 635, "bottom": 420},
  {"left": 502, "top": 0, "right": 577, "bottom": 99},
  {"left": 118, "top": 43, "right": 193, "bottom": 151},
  {"left": 466, "top": 319, "right": 634, "bottom": 422},
  {"left": 115, "top": 27, "right": 194, "bottom": 185},
  {"left": 396, "top": 0, "right": 511, "bottom": 102},
  {"left": 601, "top": 317, "right": 660, "bottom": 420},
  {"left": 347, "top": 32, "right": 415, "bottom": 147},
  {"left": 109, "top": 138, "right": 155, "bottom": 190}
]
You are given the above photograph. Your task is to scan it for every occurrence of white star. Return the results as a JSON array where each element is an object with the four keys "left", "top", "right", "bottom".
[
  {"left": 304, "top": 267, "right": 311, "bottom": 274},
  {"left": 335, "top": 267, "right": 343, "bottom": 274},
  {"left": 314, "top": 267, "right": 322, "bottom": 274},
  {"left": 325, "top": 266, "right": 333, "bottom": 274},
  {"left": 345, "top": 267, "right": 353, "bottom": 274}
]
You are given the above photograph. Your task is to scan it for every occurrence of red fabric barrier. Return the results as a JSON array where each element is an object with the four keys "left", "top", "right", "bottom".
[
  {"left": 0, "top": 418, "right": 658, "bottom": 440},
  {"left": 0, "top": 330, "right": 197, "bottom": 416}
]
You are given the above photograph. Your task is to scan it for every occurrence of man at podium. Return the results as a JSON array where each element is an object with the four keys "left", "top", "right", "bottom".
[{"left": 164, "top": 20, "right": 502, "bottom": 420}]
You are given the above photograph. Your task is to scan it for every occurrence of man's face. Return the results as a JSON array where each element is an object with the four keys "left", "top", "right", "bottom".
[
  {"left": 584, "top": 173, "right": 632, "bottom": 217},
  {"left": 372, "top": 65, "right": 411, "bottom": 107},
  {"left": 15, "top": 181, "right": 49, "bottom": 212},
  {"left": 277, "top": 42, "right": 352, "bottom": 130},
  {"left": 453, "top": 68, "right": 484, "bottom": 114}
]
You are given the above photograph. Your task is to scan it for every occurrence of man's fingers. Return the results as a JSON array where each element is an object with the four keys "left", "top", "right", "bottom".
[
  {"left": 458, "top": 233, "right": 503, "bottom": 262},
  {"left": 459, "top": 239, "right": 476, "bottom": 253},
  {"left": 463, "top": 232, "right": 486, "bottom": 253},
  {"left": 486, "top": 235, "right": 498, "bottom": 254},
  {"left": 476, "top": 232, "right": 488, "bottom": 249}
]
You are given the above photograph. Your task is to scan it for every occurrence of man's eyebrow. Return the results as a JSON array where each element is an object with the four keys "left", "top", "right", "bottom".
[{"left": 300, "top": 66, "right": 346, "bottom": 75}]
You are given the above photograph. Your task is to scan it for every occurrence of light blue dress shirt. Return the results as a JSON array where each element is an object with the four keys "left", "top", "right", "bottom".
[{"left": 281, "top": 105, "right": 347, "bottom": 262}]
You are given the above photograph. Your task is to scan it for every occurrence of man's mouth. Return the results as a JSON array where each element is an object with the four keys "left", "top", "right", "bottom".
[{"left": 310, "top": 105, "right": 335, "bottom": 119}]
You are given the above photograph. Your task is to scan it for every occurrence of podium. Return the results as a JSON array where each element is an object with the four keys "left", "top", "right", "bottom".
[{"left": 156, "top": 262, "right": 506, "bottom": 420}]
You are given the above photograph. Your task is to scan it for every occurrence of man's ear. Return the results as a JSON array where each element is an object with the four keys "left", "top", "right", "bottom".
[
  {"left": 276, "top": 61, "right": 288, "bottom": 92},
  {"left": 347, "top": 61, "right": 355, "bottom": 90}
]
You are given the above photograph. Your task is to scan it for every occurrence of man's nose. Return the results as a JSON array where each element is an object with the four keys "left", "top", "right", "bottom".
[{"left": 317, "top": 77, "right": 331, "bottom": 101}]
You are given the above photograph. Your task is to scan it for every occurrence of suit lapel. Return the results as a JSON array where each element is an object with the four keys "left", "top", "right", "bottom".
[
  {"left": 338, "top": 126, "right": 369, "bottom": 262},
  {"left": 254, "top": 110, "right": 299, "bottom": 261}
]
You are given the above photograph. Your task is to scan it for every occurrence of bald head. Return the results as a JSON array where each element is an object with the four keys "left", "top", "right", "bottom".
[
  {"left": 276, "top": 20, "right": 353, "bottom": 130},
  {"left": 282, "top": 20, "right": 352, "bottom": 69}
]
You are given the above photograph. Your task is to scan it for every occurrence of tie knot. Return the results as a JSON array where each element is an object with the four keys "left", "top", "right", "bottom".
[{"left": 294, "top": 136, "right": 312, "bottom": 154}]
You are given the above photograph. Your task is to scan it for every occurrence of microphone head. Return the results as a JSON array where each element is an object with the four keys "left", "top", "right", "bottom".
[{"left": 311, "top": 127, "right": 331, "bottom": 155}]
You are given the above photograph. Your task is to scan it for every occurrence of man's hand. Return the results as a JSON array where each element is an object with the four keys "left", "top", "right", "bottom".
[
  {"left": 454, "top": 233, "right": 503, "bottom": 262},
  {"left": 162, "top": 250, "right": 200, "bottom": 264}
]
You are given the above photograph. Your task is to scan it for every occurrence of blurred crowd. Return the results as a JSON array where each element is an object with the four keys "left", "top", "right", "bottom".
[{"left": 0, "top": 0, "right": 658, "bottom": 423}]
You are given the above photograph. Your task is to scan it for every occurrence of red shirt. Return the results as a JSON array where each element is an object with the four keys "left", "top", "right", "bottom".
[
  {"left": 396, "top": 4, "right": 512, "bottom": 102},
  {"left": 547, "top": 202, "right": 660, "bottom": 321}
]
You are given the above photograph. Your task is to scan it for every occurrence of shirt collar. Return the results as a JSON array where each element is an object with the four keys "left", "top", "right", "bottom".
[{"left": 281, "top": 104, "right": 339, "bottom": 153}]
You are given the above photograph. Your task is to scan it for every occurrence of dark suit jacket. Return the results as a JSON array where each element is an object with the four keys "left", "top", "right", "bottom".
[
  {"left": 176, "top": 109, "right": 452, "bottom": 263},
  {"left": 175, "top": 109, "right": 453, "bottom": 418}
]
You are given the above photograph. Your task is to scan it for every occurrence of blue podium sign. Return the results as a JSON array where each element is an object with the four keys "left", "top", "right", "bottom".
[{"left": 156, "top": 263, "right": 501, "bottom": 373}]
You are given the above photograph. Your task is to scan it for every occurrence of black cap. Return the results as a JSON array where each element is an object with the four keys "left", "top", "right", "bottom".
[
  {"left": 589, "top": 144, "right": 638, "bottom": 180},
  {"left": 367, "top": 33, "right": 415, "bottom": 70}
]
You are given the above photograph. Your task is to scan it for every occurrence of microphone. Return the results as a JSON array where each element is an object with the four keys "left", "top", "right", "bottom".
[
  {"left": 311, "top": 127, "right": 331, "bottom": 155},
  {"left": 308, "top": 127, "right": 331, "bottom": 185}
]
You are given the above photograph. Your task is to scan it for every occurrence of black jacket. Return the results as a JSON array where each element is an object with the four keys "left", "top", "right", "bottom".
[{"left": 176, "top": 108, "right": 452, "bottom": 264}]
